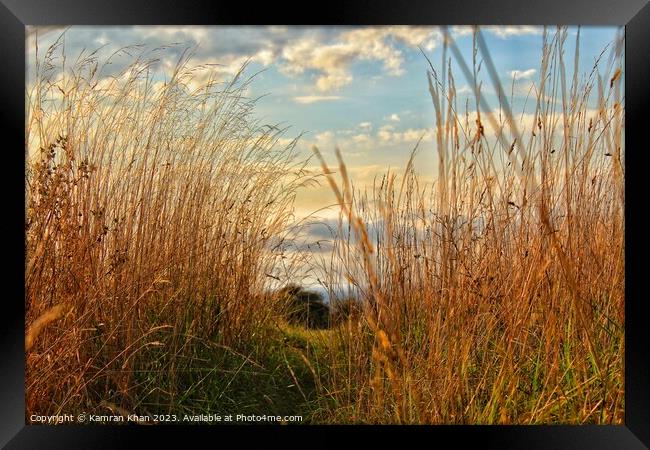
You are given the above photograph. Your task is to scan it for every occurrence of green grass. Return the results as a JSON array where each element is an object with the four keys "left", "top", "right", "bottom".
[{"left": 129, "top": 323, "right": 338, "bottom": 424}]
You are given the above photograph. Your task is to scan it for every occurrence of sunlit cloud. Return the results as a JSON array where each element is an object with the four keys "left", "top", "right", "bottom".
[
  {"left": 488, "top": 26, "right": 544, "bottom": 38},
  {"left": 456, "top": 85, "right": 474, "bottom": 95},
  {"left": 293, "top": 95, "right": 344, "bottom": 104},
  {"left": 279, "top": 26, "right": 441, "bottom": 92},
  {"left": 378, "top": 124, "right": 431, "bottom": 144},
  {"left": 508, "top": 69, "right": 537, "bottom": 80},
  {"left": 352, "top": 133, "right": 371, "bottom": 144},
  {"left": 451, "top": 25, "right": 543, "bottom": 39}
]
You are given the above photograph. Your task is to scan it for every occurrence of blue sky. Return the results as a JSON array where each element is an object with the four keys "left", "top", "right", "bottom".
[{"left": 28, "top": 25, "right": 622, "bottom": 219}]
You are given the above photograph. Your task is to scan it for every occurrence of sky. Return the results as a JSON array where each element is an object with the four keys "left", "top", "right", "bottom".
[
  {"left": 28, "top": 25, "right": 621, "bottom": 217},
  {"left": 27, "top": 25, "right": 622, "bottom": 293}
]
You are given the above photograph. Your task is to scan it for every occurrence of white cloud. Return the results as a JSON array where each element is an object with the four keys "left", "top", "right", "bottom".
[
  {"left": 378, "top": 124, "right": 395, "bottom": 142},
  {"left": 358, "top": 121, "right": 373, "bottom": 131},
  {"left": 315, "top": 131, "right": 335, "bottom": 143},
  {"left": 402, "top": 129, "right": 428, "bottom": 142},
  {"left": 488, "top": 26, "right": 543, "bottom": 39},
  {"left": 378, "top": 124, "right": 431, "bottom": 144},
  {"left": 293, "top": 95, "right": 343, "bottom": 104},
  {"left": 509, "top": 69, "right": 537, "bottom": 80},
  {"left": 280, "top": 26, "right": 441, "bottom": 92},
  {"left": 451, "top": 26, "right": 474, "bottom": 37},
  {"left": 451, "top": 25, "right": 543, "bottom": 39},
  {"left": 456, "top": 85, "right": 474, "bottom": 95},
  {"left": 317, "top": 71, "right": 354, "bottom": 91},
  {"left": 388, "top": 113, "right": 401, "bottom": 122}
]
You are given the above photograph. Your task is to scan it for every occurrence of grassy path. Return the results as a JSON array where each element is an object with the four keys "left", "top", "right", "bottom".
[{"left": 133, "top": 324, "right": 337, "bottom": 424}]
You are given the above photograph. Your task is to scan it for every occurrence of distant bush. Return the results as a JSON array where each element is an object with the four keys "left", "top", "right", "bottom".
[{"left": 278, "top": 284, "right": 330, "bottom": 329}]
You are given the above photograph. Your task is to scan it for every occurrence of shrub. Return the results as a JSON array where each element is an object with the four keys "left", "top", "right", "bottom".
[{"left": 278, "top": 284, "right": 330, "bottom": 329}]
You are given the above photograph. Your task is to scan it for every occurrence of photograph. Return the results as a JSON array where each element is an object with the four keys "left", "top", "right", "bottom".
[{"left": 24, "top": 24, "right": 626, "bottom": 426}]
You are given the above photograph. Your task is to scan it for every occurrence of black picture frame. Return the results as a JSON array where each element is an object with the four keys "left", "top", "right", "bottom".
[{"left": 3, "top": 0, "right": 648, "bottom": 447}]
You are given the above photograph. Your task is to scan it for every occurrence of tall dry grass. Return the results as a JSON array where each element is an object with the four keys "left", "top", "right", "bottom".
[
  {"left": 25, "top": 38, "right": 311, "bottom": 416},
  {"left": 313, "top": 26, "right": 624, "bottom": 424}
]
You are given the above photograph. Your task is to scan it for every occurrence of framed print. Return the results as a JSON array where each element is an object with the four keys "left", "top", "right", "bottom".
[{"left": 2, "top": 0, "right": 649, "bottom": 447}]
